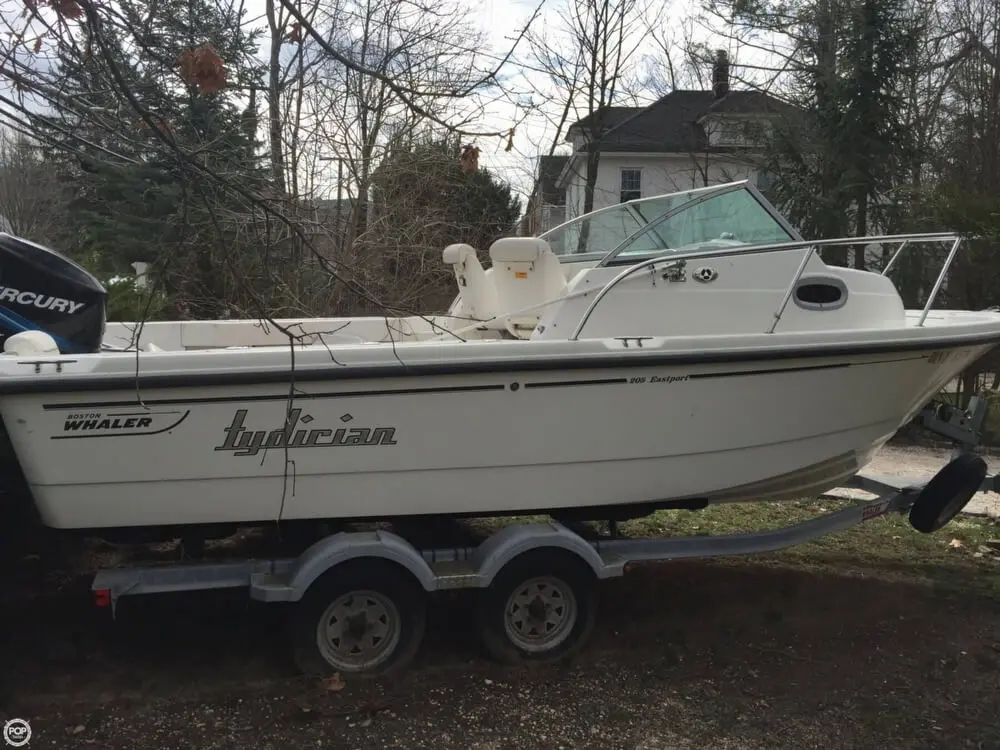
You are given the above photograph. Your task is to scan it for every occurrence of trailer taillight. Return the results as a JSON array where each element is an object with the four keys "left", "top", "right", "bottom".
[{"left": 93, "top": 589, "right": 111, "bottom": 607}]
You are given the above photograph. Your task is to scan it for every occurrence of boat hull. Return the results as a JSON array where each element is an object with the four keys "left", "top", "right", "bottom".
[{"left": 2, "top": 341, "right": 990, "bottom": 531}]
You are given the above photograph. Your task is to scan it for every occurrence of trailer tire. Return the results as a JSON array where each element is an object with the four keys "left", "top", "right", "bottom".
[
  {"left": 908, "top": 453, "right": 988, "bottom": 534},
  {"left": 475, "top": 548, "right": 597, "bottom": 666},
  {"left": 290, "top": 558, "right": 427, "bottom": 678}
]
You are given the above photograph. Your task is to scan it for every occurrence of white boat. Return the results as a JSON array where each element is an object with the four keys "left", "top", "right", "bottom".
[{"left": 0, "top": 180, "right": 997, "bottom": 541}]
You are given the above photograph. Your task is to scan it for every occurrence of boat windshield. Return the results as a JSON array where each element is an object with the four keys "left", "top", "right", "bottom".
[
  {"left": 537, "top": 181, "right": 798, "bottom": 264},
  {"left": 537, "top": 187, "right": 708, "bottom": 258}
]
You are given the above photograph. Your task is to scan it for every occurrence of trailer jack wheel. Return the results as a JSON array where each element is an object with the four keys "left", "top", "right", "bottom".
[
  {"left": 908, "top": 453, "right": 988, "bottom": 534},
  {"left": 476, "top": 549, "right": 597, "bottom": 666},
  {"left": 290, "top": 559, "right": 427, "bottom": 678}
]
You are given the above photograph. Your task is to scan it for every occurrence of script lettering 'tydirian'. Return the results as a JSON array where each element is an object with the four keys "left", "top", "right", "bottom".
[{"left": 215, "top": 409, "right": 397, "bottom": 457}]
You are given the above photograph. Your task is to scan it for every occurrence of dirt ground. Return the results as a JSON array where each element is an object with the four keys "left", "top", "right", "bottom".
[
  {"left": 0, "top": 445, "right": 998, "bottom": 750},
  {"left": 862, "top": 445, "right": 1000, "bottom": 518},
  {"left": 1, "top": 541, "right": 998, "bottom": 749}
]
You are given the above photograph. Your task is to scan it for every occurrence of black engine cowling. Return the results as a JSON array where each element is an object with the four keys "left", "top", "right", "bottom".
[{"left": 0, "top": 232, "right": 107, "bottom": 354}]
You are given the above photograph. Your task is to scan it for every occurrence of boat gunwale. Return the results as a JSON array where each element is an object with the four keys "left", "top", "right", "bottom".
[{"left": 3, "top": 327, "right": 1000, "bottom": 396}]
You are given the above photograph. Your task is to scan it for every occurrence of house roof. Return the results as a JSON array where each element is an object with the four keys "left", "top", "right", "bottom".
[
  {"left": 570, "top": 107, "right": 646, "bottom": 136},
  {"left": 567, "top": 90, "right": 799, "bottom": 154},
  {"left": 702, "top": 90, "right": 796, "bottom": 116}
]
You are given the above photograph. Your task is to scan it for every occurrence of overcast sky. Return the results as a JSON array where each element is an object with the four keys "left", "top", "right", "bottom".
[{"left": 0, "top": 0, "right": 736, "bottom": 203}]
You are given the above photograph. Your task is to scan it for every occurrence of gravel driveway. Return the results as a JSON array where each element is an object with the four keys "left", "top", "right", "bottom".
[{"left": 832, "top": 443, "right": 1000, "bottom": 518}]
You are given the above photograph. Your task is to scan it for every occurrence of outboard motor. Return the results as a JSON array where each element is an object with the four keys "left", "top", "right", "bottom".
[{"left": 0, "top": 232, "right": 107, "bottom": 354}]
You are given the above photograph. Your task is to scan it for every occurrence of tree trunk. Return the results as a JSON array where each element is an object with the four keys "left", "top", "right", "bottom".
[
  {"left": 265, "top": 0, "right": 286, "bottom": 196},
  {"left": 576, "top": 144, "right": 602, "bottom": 254}
]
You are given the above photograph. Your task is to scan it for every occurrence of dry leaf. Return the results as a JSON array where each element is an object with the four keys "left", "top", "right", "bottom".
[
  {"left": 504, "top": 127, "right": 515, "bottom": 152},
  {"left": 948, "top": 538, "right": 963, "bottom": 548},
  {"left": 50, "top": 0, "right": 82, "bottom": 18},
  {"left": 460, "top": 144, "right": 479, "bottom": 174},
  {"left": 177, "top": 44, "right": 227, "bottom": 94},
  {"left": 321, "top": 673, "right": 345, "bottom": 692},
  {"left": 285, "top": 21, "right": 303, "bottom": 44},
  {"left": 134, "top": 114, "right": 173, "bottom": 137},
  {"left": 32, "top": 35, "right": 42, "bottom": 53}
]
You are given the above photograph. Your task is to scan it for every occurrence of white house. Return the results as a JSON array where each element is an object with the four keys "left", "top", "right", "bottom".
[{"left": 526, "top": 51, "right": 799, "bottom": 236}]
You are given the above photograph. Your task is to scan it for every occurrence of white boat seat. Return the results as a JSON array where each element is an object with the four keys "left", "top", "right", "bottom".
[
  {"left": 443, "top": 243, "right": 499, "bottom": 322},
  {"left": 488, "top": 237, "right": 568, "bottom": 337}
]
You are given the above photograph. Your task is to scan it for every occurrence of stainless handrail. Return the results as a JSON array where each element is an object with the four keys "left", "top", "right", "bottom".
[
  {"left": 766, "top": 245, "right": 817, "bottom": 334},
  {"left": 881, "top": 240, "right": 909, "bottom": 276},
  {"left": 917, "top": 237, "right": 963, "bottom": 326},
  {"left": 568, "top": 232, "right": 963, "bottom": 341}
]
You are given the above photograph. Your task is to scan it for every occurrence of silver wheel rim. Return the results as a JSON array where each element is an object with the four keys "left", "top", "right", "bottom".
[
  {"left": 316, "top": 589, "right": 401, "bottom": 672},
  {"left": 503, "top": 575, "right": 577, "bottom": 653}
]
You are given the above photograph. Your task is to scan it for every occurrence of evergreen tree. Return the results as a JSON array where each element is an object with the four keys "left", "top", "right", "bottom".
[
  {"left": 41, "top": 0, "right": 267, "bottom": 315},
  {"left": 718, "top": 0, "right": 916, "bottom": 266}
]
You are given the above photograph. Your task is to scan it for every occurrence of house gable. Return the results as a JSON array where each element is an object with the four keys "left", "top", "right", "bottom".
[{"left": 534, "top": 51, "right": 800, "bottom": 226}]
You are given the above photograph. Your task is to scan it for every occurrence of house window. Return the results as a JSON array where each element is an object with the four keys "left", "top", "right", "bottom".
[
  {"left": 620, "top": 169, "right": 641, "bottom": 202},
  {"left": 716, "top": 122, "right": 745, "bottom": 144}
]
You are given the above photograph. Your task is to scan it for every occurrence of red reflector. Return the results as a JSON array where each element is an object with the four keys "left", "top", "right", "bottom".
[{"left": 94, "top": 589, "right": 111, "bottom": 607}]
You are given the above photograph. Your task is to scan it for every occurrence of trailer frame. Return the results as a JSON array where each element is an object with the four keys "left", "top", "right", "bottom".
[{"left": 89, "top": 395, "right": 997, "bottom": 676}]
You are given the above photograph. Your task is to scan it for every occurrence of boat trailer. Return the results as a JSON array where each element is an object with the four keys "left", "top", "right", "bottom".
[{"left": 90, "top": 397, "right": 998, "bottom": 678}]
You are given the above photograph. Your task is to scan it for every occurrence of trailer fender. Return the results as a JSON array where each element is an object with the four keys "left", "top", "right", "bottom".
[
  {"left": 469, "top": 522, "right": 616, "bottom": 587},
  {"left": 255, "top": 530, "right": 438, "bottom": 602}
]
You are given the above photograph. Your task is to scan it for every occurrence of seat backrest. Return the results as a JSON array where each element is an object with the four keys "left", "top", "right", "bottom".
[
  {"left": 442, "top": 243, "right": 499, "bottom": 321},
  {"left": 488, "top": 237, "right": 569, "bottom": 336}
]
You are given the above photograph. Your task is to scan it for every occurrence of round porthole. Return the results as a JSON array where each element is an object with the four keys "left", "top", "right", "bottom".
[{"left": 793, "top": 277, "right": 848, "bottom": 311}]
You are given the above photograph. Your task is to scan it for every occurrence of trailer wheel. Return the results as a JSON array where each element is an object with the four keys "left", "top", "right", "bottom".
[
  {"left": 290, "top": 559, "right": 427, "bottom": 678},
  {"left": 908, "top": 453, "right": 988, "bottom": 534},
  {"left": 476, "top": 549, "right": 597, "bottom": 665}
]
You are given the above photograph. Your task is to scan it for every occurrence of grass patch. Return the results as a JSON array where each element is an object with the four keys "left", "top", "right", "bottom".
[
  {"left": 642, "top": 499, "right": 1000, "bottom": 597},
  {"left": 470, "top": 499, "right": 1000, "bottom": 598}
]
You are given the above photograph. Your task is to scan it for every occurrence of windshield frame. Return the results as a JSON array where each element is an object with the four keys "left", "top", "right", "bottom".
[
  {"left": 597, "top": 180, "right": 804, "bottom": 267},
  {"left": 535, "top": 181, "right": 730, "bottom": 263},
  {"left": 535, "top": 179, "right": 803, "bottom": 267}
]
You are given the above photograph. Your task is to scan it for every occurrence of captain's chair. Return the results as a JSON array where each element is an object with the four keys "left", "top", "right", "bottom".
[
  {"left": 488, "top": 237, "right": 568, "bottom": 337},
  {"left": 443, "top": 243, "right": 499, "bottom": 322}
]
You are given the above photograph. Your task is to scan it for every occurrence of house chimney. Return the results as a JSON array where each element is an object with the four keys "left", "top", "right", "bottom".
[{"left": 712, "top": 49, "right": 730, "bottom": 99}]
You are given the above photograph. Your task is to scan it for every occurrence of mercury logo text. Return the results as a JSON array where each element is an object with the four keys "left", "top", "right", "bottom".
[
  {"left": 0, "top": 285, "right": 85, "bottom": 314},
  {"left": 215, "top": 408, "right": 397, "bottom": 457}
]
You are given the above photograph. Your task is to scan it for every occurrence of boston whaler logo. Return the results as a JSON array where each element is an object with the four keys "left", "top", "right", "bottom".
[
  {"left": 0, "top": 285, "right": 85, "bottom": 314},
  {"left": 215, "top": 408, "right": 397, "bottom": 457},
  {"left": 55, "top": 409, "right": 190, "bottom": 439}
]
